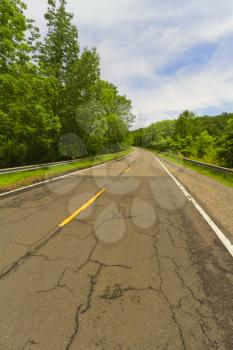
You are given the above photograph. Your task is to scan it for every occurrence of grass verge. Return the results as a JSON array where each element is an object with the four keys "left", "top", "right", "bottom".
[
  {"left": 150, "top": 150, "right": 233, "bottom": 189},
  {"left": 0, "top": 148, "right": 132, "bottom": 192}
]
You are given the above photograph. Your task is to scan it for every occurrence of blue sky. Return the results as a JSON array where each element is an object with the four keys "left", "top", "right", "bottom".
[{"left": 24, "top": 0, "right": 233, "bottom": 128}]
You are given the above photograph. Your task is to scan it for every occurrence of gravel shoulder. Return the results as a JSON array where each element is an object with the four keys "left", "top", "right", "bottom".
[{"left": 158, "top": 156, "right": 233, "bottom": 243}]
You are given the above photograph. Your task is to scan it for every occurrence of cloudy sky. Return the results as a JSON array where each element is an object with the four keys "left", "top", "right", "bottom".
[{"left": 24, "top": 0, "right": 233, "bottom": 128}]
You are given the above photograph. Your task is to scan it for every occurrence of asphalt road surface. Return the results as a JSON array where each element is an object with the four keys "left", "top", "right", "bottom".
[{"left": 0, "top": 148, "right": 232, "bottom": 350}]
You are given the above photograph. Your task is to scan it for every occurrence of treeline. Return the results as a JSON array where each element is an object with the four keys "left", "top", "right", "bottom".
[
  {"left": 132, "top": 111, "right": 233, "bottom": 167},
  {"left": 0, "top": 0, "right": 134, "bottom": 167}
]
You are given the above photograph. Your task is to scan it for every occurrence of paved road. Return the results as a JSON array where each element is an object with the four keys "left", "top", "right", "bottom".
[{"left": 0, "top": 149, "right": 232, "bottom": 350}]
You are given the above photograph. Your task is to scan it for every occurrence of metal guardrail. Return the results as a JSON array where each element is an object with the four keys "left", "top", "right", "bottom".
[
  {"left": 162, "top": 154, "right": 233, "bottom": 175},
  {"left": 0, "top": 149, "right": 133, "bottom": 176},
  {"left": 0, "top": 158, "right": 82, "bottom": 175},
  {"left": 0, "top": 148, "right": 133, "bottom": 176}
]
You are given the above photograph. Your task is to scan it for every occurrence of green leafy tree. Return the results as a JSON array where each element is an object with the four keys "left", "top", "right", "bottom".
[
  {"left": 174, "top": 111, "right": 198, "bottom": 156},
  {"left": 63, "top": 48, "right": 101, "bottom": 133},
  {"left": 75, "top": 101, "right": 107, "bottom": 154},
  {"left": 40, "top": 0, "right": 79, "bottom": 82},
  {"left": 27, "top": 18, "right": 41, "bottom": 64},
  {"left": 0, "top": 0, "right": 61, "bottom": 167},
  {"left": 0, "top": 0, "right": 133, "bottom": 167},
  {"left": 95, "top": 80, "right": 134, "bottom": 151},
  {"left": 194, "top": 130, "right": 214, "bottom": 159},
  {"left": 131, "top": 112, "right": 229, "bottom": 165},
  {"left": 0, "top": 0, "right": 28, "bottom": 71},
  {"left": 175, "top": 110, "right": 197, "bottom": 138},
  {"left": 0, "top": 65, "right": 61, "bottom": 166},
  {"left": 218, "top": 118, "right": 233, "bottom": 166},
  {"left": 95, "top": 80, "right": 134, "bottom": 128},
  {"left": 105, "top": 114, "right": 128, "bottom": 151}
]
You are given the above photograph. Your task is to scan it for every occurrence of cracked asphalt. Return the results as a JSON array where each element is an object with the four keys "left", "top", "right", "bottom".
[{"left": 0, "top": 148, "right": 232, "bottom": 350}]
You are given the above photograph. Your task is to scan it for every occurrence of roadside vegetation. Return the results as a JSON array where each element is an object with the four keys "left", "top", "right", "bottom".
[
  {"left": 132, "top": 111, "right": 233, "bottom": 168},
  {"left": 150, "top": 150, "right": 233, "bottom": 188},
  {"left": 0, "top": 148, "right": 132, "bottom": 191},
  {"left": 0, "top": 0, "right": 134, "bottom": 168}
]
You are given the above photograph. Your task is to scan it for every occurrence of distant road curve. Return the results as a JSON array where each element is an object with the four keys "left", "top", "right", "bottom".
[{"left": 0, "top": 158, "right": 81, "bottom": 175}]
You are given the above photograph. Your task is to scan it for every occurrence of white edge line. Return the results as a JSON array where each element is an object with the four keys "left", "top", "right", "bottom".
[
  {"left": 154, "top": 155, "right": 233, "bottom": 257},
  {"left": 0, "top": 154, "right": 131, "bottom": 198}
]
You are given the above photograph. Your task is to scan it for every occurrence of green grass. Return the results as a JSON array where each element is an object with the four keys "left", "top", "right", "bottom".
[
  {"left": 0, "top": 148, "right": 132, "bottom": 191},
  {"left": 150, "top": 150, "right": 233, "bottom": 189}
]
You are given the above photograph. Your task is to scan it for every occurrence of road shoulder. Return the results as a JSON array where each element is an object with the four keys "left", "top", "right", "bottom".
[{"left": 157, "top": 155, "right": 233, "bottom": 243}]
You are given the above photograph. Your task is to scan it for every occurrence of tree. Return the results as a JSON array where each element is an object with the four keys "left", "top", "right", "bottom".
[
  {"left": 194, "top": 131, "right": 214, "bottom": 159},
  {"left": 0, "top": 64, "right": 61, "bottom": 166},
  {"left": 105, "top": 113, "right": 128, "bottom": 150},
  {"left": 38, "top": 0, "right": 82, "bottom": 149},
  {"left": 175, "top": 110, "right": 197, "bottom": 139},
  {"left": 95, "top": 80, "right": 134, "bottom": 128},
  {"left": 74, "top": 100, "right": 107, "bottom": 154},
  {"left": 218, "top": 118, "right": 233, "bottom": 166},
  {"left": 0, "top": 0, "right": 133, "bottom": 167},
  {"left": 0, "top": 0, "right": 62, "bottom": 167},
  {"left": 0, "top": 0, "right": 28, "bottom": 71},
  {"left": 27, "top": 18, "right": 41, "bottom": 64},
  {"left": 40, "top": 0, "right": 79, "bottom": 82},
  {"left": 95, "top": 80, "right": 134, "bottom": 151},
  {"left": 62, "top": 48, "right": 100, "bottom": 133}
]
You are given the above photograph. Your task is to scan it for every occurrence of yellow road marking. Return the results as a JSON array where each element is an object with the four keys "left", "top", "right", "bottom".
[
  {"left": 123, "top": 166, "right": 131, "bottom": 174},
  {"left": 59, "top": 189, "right": 107, "bottom": 228}
]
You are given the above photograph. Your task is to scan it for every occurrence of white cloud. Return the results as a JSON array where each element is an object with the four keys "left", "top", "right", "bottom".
[
  {"left": 131, "top": 36, "right": 233, "bottom": 127},
  {"left": 24, "top": 0, "right": 233, "bottom": 126}
]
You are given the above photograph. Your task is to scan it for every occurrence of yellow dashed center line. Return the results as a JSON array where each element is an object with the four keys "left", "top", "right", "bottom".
[
  {"left": 59, "top": 163, "right": 132, "bottom": 228},
  {"left": 123, "top": 166, "right": 131, "bottom": 174},
  {"left": 59, "top": 188, "right": 107, "bottom": 228}
]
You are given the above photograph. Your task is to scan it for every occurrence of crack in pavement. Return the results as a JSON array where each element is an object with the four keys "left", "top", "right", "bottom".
[
  {"left": 63, "top": 233, "right": 133, "bottom": 350},
  {"left": 0, "top": 226, "right": 63, "bottom": 281},
  {"left": 81, "top": 265, "right": 103, "bottom": 315},
  {"left": 155, "top": 209, "right": 232, "bottom": 349},
  {"left": 181, "top": 213, "right": 233, "bottom": 349},
  {"left": 152, "top": 237, "right": 187, "bottom": 350},
  {"left": 74, "top": 239, "right": 98, "bottom": 275},
  {"left": 36, "top": 268, "right": 73, "bottom": 294},
  {"left": 19, "top": 339, "right": 39, "bottom": 349},
  {"left": 65, "top": 264, "right": 102, "bottom": 350},
  {"left": 0, "top": 196, "right": 65, "bottom": 227},
  {"left": 0, "top": 152, "right": 232, "bottom": 350},
  {"left": 99, "top": 283, "right": 159, "bottom": 300},
  {"left": 0, "top": 239, "right": 31, "bottom": 248},
  {"left": 31, "top": 254, "right": 80, "bottom": 263},
  {"left": 155, "top": 251, "right": 204, "bottom": 305},
  {"left": 64, "top": 304, "right": 83, "bottom": 350},
  {"left": 195, "top": 307, "right": 219, "bottom": 349},
  {"left": 89, "top": 259, "right": 132, "bottom": 270},
  {"left": 94, "top": 212, "right": 156, "bottom": 231}
]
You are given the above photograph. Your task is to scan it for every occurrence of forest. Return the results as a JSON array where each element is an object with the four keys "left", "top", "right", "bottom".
[
  {"left": 0, "top": 0, "right": 134, "bottom": 168},
  {"left": 132, "top": 111, "right": 233, "bottom": 167}
]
